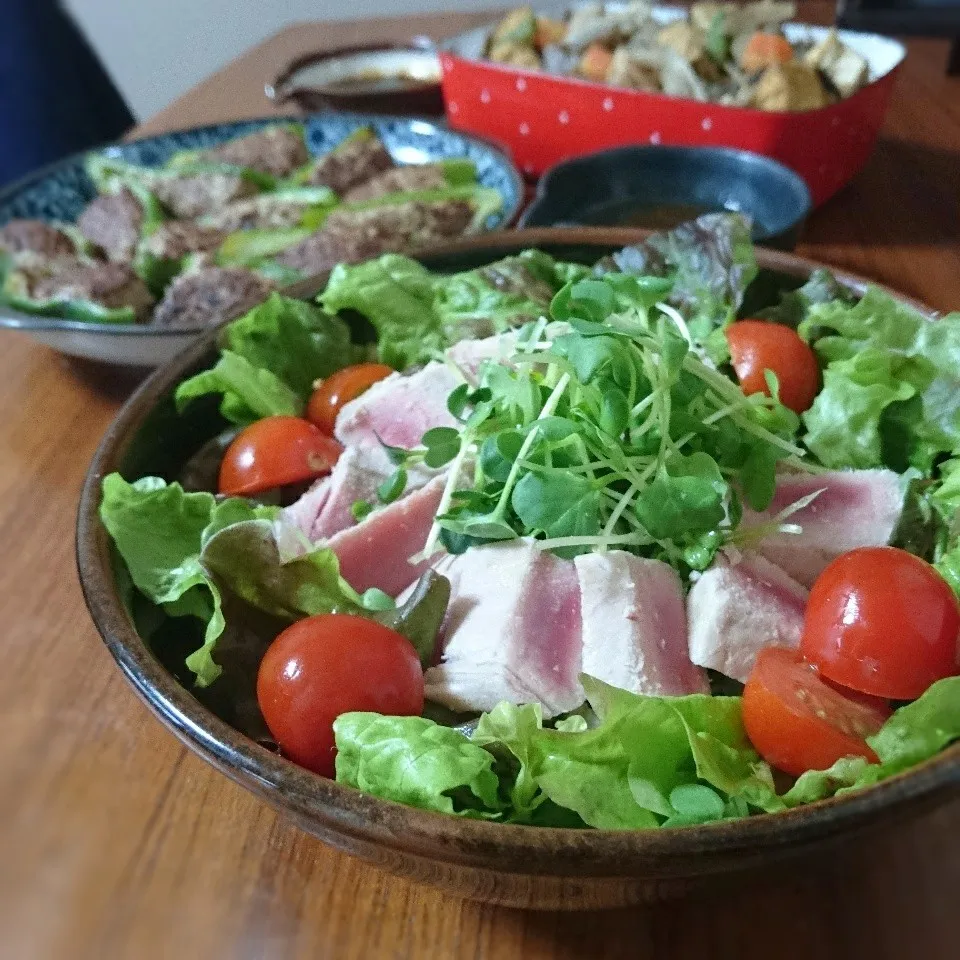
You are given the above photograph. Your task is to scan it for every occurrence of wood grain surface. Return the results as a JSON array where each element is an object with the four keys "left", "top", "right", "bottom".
[{"left": 1, "top": 5, "right": 959, "bottom": 957}]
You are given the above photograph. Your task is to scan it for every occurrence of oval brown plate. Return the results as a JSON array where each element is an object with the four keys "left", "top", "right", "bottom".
[{"left": 77, "top": 228, "right": 960, "bottom": 910}]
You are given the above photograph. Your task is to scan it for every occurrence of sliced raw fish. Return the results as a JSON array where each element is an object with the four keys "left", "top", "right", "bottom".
[
  {"left": 334, "top": 362, "right": 461, "bottom": 450},
  {"left": 446, "top": 331, "right": 519, "bottom": 380},
  {"left": 687, "top": 550, "right": 808, "bottom": 683},
  {"left": 423, "top": 539, "right": 584, "bottom": 717},
  {"left": 575, "top": 551, "right": 709, "bottom": 697},
  {"left": 740, "top": 469, "right": 905, "bottom": 586},
  {"left": 283, "top": 444, "right": 437, "bottom": 543},
  {"left": 330, "top": 475, "right": 446, "bottom": 596}
]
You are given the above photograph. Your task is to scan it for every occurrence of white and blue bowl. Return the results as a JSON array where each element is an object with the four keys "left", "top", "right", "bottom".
[{"left": 0, "top": 113, "right": 523, "bottom": 367}]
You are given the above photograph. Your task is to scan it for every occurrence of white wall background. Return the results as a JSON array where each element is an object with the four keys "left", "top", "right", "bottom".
[{"left": 64, "top": 1, "right": 498, "bottom": 121}]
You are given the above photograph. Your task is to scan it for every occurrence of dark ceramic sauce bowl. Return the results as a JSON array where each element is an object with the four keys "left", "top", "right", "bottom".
[
  {"left": 520, "top": 147, "right": 813, "bottom": 250},
  {"left": 77, "top": 228, "right": 958, "bottom": 910}
]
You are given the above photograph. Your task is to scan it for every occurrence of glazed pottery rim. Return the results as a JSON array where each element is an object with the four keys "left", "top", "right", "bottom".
[
  {"left": 519, "top": 145, "right": 813, "bottom": 241},
  {"left": 77, "top": 227, "right": 960, "bottom": 874},
  {"left": 0, "top": 112, "right": 524, "bottom": 338}
]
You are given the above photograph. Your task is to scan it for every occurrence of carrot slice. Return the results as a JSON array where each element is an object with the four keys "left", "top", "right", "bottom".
[
  {"left": 580, "top": 42, "right": 614, "bottom": 83},
  {"left": 741, "top": 32, "right": 794, "bottom": 74}
]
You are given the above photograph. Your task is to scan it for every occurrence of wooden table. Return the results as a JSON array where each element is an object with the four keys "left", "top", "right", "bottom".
[{"left": 2, "top": 7, "right": 959, "bottom": 958}]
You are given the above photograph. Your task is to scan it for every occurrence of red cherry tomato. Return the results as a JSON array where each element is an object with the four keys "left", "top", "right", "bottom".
[
  {"left": 743, "top": 647, "right": 891, "bottom": 777},
  {"left": 725, "top": 320, "right": 820, "bottom": 414},
  {"left": 306, "top": 363, "right": 394, "bottom": 435},
  {"left": 257, "top": 613, "right": 424, "bottom": 778},
  {"left": 801, "top": 546, "right": 960, "bottom": 700},
  {"left": 218, "top": 415, "right": 342, "bottom": 496}
]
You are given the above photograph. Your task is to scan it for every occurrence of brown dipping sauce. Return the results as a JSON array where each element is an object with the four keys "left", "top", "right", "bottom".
[
  {"left": 579, "top": 199, "right": 722, "bottom": 229},
  {"left": 323, "top": 70, "right": 438, "bottom": 94}
]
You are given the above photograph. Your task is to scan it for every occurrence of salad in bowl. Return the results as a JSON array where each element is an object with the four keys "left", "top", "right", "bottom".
[{"left": 96, "top": 215, "right": 960, "bottom": 832}]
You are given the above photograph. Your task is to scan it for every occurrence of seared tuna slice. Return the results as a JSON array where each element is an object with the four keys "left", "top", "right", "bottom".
[
  {"left": 330, "top": 475, "right": 446, "bottom": 596},
  {"left": 284, "top": 444, "right": 436, "bottom": 542},
  {"left": 740, "top": 469, "right": 905, "bottom": 586},
  {"left": 334, "top": 362, "right": 460, "bottom": 450},
  {"left": 687, "top": 550, "right": 808, "bottom": 682},
  {"left": 576, "top": 551, "right": 709, "bottom": 696},
  {"left": 423, "top": 539, "right": 584, "bottom": 717}
]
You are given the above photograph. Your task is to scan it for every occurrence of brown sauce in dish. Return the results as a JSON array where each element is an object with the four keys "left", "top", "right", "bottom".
[
  {"left": 580, "top": 200, "right": 722, "bottom": 229},
  {"left": 323, "top": 71, "right": 438, "bottom": 94}
]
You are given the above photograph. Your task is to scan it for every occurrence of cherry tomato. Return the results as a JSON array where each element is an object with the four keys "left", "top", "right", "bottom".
[
  {"left": 743, "top": 647, "right": 891, "bottom": 777},
  {"left": 801, "top": 546, "right": 960, "bottom": 700},
  {"left": 726, "top": 320, "right": 820, "bottom": 414},
  {"left": 218, "top": 416, "right": 342, "bottom": 496},
  {"left": 257, "top": 613, "right": 424, "bottom": 778},
  {"left": 306, "top": 363, "right": 394, "bottom": 435}
]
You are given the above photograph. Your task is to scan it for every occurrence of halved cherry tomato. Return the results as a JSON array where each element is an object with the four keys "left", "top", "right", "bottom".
[
  {"left": 306, "top": 363, "right": 394, "bottom": 435},
  {"left": 743, "top": 647, "right": 891, "bottom": 777},
  {"left": 218, "top": 415, "right": 342, "bottom": 496},
  {"left": 801, "top": 546, "right": 960, "bottom": 700},
  {"left": 257, "top": 613, "right": 424, "bottom": 777},
  {"left": 726, "top": 320, "right": 820, "bottom": 414}
]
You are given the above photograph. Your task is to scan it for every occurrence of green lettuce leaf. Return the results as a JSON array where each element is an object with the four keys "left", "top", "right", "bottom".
[
  {"left": 99, "top": 474, "right": 276, "bottom": 686},
  {"left": 321, "top": 254, "right": 445, "bottom": 368},
  {"left": 868, "top": 676, "right": 960, "bottom": 772},
  {"left": 610, "top": 213, "right": 758, "bottom": 341},
  {"left": 800, "top": 288, "right": 960, "bottom": 470},
  {"left": 175, "top": 293, "right": 354, "bottom": 423},
  {"left": 784, "top": 677, "right": 960, "bottom": 805},
  {"left": 757, "top": 268, "right": 855, "bottom": 328},
  {"left": 175, "top": 350, "right": 302, "bottom": 423},
  {"left": 434, "top": 251, "right": 584, "bottom": 340},
  {"left": 223, "top": 292, "right": 354, "bottom": 394},
  {"left": 334, "top": 676, "right": 780, "bottom": 828},
  {"left": 334, "top": 713, "right": 504, "bottom": 818},
  {"left": 471, "top": 702, "right": 548, "bottom": 818},
  {"left": 320, "top": 250, "right": 583, "bottom": 367},
  {"left": 200, "top": 519, "right": 364, "bottom": 620}
]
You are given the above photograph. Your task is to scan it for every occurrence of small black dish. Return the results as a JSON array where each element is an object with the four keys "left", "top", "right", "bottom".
[{"left": 520, "top": 146, "right": 812, "bottom": 250}]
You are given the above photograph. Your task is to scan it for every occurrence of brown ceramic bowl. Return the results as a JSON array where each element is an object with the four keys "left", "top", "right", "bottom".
[{"left": 77, "top": 229, "right": 960, "bottom": 910}]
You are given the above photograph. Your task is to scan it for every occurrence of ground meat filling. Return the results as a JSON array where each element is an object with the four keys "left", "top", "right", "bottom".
[
  {"left": 152, "top": 267, "right": 275, "bottom": 328},
  {"left": 152, "top": 173, "right": 259, "bottom": 220},
  {"left": 194, "top": 126, "right": 309, "bottom": 178},
  {"left": 27, "top": 261, "right": 154, "bottom": 321},
  {"left": 304, "top": 137, "right": 394, "bottom": 195},
  {"left": 0, "top": 219, "right": 75, "bottom": 259},
  {"left": 200, "top": 196, "right": 315, "bottom": 233},
  {"left": 76, "top": 189, "right": 144, "bottom": 262},
  {"left": 274, "top": 200, "right": 475, "bottom": 276},
  {"left": 142, "top": 222, "right": 227, "bottom": 260},
  {"left": 343, "top": 163, "right": 448, "bottom": 202}
]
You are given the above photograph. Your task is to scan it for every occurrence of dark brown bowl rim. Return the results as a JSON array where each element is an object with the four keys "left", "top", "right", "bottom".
[{"left": 77, "top": 227, "right": 960, "bottom": 878}]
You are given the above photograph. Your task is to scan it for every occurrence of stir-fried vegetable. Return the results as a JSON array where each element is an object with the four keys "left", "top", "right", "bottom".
[{"left": 483, "top": 2, "right": 872, "bottom": 111}]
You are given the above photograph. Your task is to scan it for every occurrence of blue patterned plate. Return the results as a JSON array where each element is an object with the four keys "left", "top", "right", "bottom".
[{"left": 0, "top": 113, "right": 523, "bottom": 367}]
